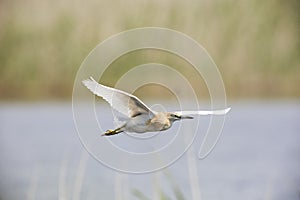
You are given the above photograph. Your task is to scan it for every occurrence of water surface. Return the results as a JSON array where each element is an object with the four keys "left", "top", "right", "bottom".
[{"left": 0, "top": 101, "right": 299, "bottom": 199}]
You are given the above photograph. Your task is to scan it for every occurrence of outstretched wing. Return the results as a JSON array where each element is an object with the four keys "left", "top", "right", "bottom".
[
  {"left": 173, "top": 108, "right": 231, "bottom": 116},
  {"left": 82, "top": 77, "right": 155, "bottom": 117}
]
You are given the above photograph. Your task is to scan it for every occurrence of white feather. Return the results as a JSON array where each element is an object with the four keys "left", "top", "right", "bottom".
[
  {"left": 82, "top": 77, "right": 154, "bottom": 117},
  {"left": 174, "top": 107, "right": 231, "bottom": 116}
]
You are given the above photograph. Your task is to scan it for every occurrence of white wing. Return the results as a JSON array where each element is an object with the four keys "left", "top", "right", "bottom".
[
  {"left": 174, "top": 107, "right": 231, "bottom": 116},
  {"left": 82, "top": 77, "right": 155, "bottom": 117}
]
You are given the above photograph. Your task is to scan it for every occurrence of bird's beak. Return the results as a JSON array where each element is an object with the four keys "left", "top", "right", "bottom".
[{"left": 180, "top": 115, "right": 194, "bottom": 119}]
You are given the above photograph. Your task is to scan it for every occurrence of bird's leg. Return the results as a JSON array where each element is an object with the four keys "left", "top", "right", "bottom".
[{"left": 101, "top": 127, "right": 123, "bottom": 136}]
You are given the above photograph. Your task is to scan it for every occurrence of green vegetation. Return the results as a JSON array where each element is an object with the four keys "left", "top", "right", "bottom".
[
  {"left": 132, "top": 172, "right": 186, "bottom": 200},
  {"left": 0, "top": 0, "right": 299, "bottom": 100}
]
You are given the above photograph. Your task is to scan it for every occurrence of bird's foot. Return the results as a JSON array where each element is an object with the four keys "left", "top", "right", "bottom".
[
  {"left": 101, "top": 128, "right": 122, "bottom": 136},
  {"left": 101, "top": 130, "right": 114, "bottom": 136}
]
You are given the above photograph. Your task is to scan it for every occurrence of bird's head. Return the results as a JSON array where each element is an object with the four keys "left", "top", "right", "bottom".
[{"left": 167, "top": 112, "right": 194, "bottom": 122}]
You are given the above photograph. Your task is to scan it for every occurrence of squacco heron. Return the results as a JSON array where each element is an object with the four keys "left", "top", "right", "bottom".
[{"left": 82, "top": 77, "right": 230, "bottom": 136}]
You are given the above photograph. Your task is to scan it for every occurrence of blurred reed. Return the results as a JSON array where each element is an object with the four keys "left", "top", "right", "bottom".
[{"left": 0, "top": 0, "right": 299, "bottom": 100}]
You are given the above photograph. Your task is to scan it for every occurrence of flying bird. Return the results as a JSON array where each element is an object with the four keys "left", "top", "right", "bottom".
[{"left": 82, "top": 77, "right": 231, "bottom": 136}]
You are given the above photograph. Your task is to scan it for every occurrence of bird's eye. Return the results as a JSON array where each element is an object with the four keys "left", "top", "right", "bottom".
[{"left": 172, "top": 114, "right": 180, "bottom": 118}]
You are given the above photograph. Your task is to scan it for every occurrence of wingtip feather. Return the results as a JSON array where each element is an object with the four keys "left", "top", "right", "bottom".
[
  {"left": 82, "top": 76, "right": 96, "bottom": 85},
  {"left": 89, "top": 76, "right": 96, "bottom": 82},
  {"left": 225, "top": 107, "right": 231, "bottom": 114}
]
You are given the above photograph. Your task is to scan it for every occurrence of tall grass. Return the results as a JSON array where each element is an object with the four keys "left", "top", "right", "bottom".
[{"left": 0, "top": 0, "right": 299, "bottom": 100}]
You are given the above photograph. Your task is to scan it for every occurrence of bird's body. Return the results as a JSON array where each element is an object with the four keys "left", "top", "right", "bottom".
[
  {"left": 82, "top": 77, "right": 230, "bottom": 136},
  {"left": 123, "top": 113, "right": 154, "bottom": 133}
]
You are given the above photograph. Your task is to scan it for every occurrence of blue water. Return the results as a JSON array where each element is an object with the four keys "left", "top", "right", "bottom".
[{"left": 0, "top": 101, "right": 299, "bottom": 200}]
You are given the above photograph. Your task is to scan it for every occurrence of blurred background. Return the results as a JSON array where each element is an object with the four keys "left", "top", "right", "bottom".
[
  {"left": 0, "top": 0, "right": 300, "bottom": 199},
  {"left": 0, "top": 0, "right": 299, "bottom": 100}
]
